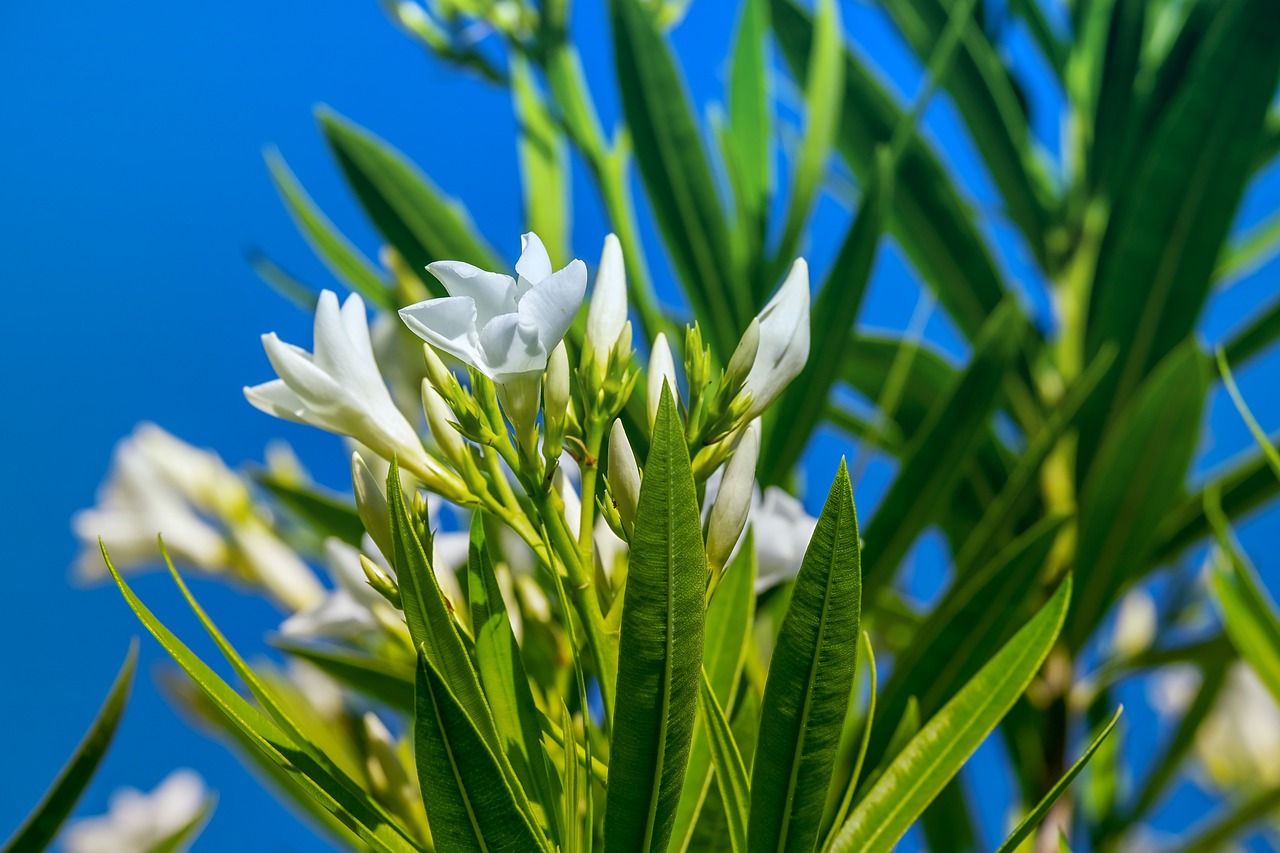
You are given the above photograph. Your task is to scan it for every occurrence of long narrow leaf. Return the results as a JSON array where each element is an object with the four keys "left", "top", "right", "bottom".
[{"left": 698, "top": 669, "right": 750, "bottom": 853}]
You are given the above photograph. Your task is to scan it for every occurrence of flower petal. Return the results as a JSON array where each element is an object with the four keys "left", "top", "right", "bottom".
[
  {"left": 262, "top": 333, "right": 344, "bottom": 412},
  {"left": 399, "top": 296, "right": 486, "bottom": 373},
  {"left": 516, "top": 231, "right": 553, "bottom": 292},
  {"left": 426, "top": 261, "right": 517, "bottom": 326},
  {"left": 517, "top": 258, "right": 587, "bottom": 354},
  {"left": 339, "top": 292, "right": 376, "bottom": 362},
  {"left": 479, "top": 312, "right": 547, "bottom": 377},
  {"left": 244, "top": 379, "right": 308, "bottom": 424}
]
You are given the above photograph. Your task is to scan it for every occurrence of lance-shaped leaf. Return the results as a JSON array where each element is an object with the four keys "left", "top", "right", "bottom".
[
  {"left": 604, "top": 385, "right": 709, "bottom": 853},
  {"left": 103, "top": 548, "right": 422, "bottom": 853},
  {"left": 698, "top": 669, "right": 750, "bottom": 853},
  {"left": 1080, "top": 0, "right": 1280, "bottom": 467},
  {"left": 2, "top": 643, "right": 136, "bottom": 853},
  {"left": 512, "top": 55, "right": 570, "bottom": 267},
  {"left": 748, "top": 459, "right": 861, "bottom": 853},
  {"left": 994, "top": 707, "right": 1123, "bottom": 853},
  {"left": 265, "top": 148, "right": 394, "bottom": 311},
  {"left": 255, "top": 472, "right": 366, "bottom": 548},
  {"left": 413, "top": 651, "right": 547, "bottom": 852},
  {"left": 1207, "top": 511, "right": 1280, "bottom": 703},
  {"left": 772, "top": 0, "right": 1007, "bottom": 340},
  {"left": 671, "top": 534, "right": 757, "bottom": 852},
  {"left": 1069, "top": 344, "right": 1204, "bottom": 649},
  {"left": 829, "top": 576, "right": 1073, "bottom": 853},
  {"left": 725, "top": 0, "right": 771, "bottom": 290},
  {"left": 318, "top": 108, "right": 500, "bottom": 292},
  {"left": 467, "top": 516, "right": 560, "bottom": 842},
  {"left": 610, "top": 0, "right": 747, "bottom": 355},
  {"left": 860, "top": 303, "right": 1025, "bottom": 594}
]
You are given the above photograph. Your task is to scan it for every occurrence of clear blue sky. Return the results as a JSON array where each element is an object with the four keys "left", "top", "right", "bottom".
[{"left": 2, "top": 1, "right": 1278, "bottom": 850}]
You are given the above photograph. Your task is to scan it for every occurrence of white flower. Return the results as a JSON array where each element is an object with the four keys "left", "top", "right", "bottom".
[
  {"left": 647, "top": 332, "right": 679, "bottom": 429},
  {"left": 735, "top": 259, "right": 811, "bottom": 420},
  {"left": 73, "top": 427, "right": 234, "bottom": 578},
  {"left": 1111, "top": 587, "right": 1157, "bottom": 658},
  {"left": 282, "top": 538, "right": 386, "bottom": 640},
  {"left": 752, "top": 486, "right": 819, "bottom": 592},
  {"left": 1147, "top": 664, "right": 1201, "bottom": 717},
  {"left": 228, "top": 518, "right": 325, "bottom": 611},
  {"left": 245, "top": 290, "right": 435, "bottom": 478},
  {"left": 398, "top": 232, "right": 586, "bottom": 385},
  {"left": 705, "top": 422, "right": 761, "bottom": 573},
  {"left": 62, "top": 770, "right": 209, "bottom": 853},
  {"left": 585, "top": 233, "right": 628, "bottom": 376},
  {"left": 1197, "top": 663, "right": 1280, "bottom": 790}
]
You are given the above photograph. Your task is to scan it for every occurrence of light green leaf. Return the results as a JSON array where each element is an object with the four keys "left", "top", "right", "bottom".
[
  {"left": 995, "top": 706, "right": 1123, "bottom": 853},
  {"left": 318, "top": 108, "right": 500, "bottom": 292},
  {"left": 511, "top": 55, "right": 570, "bottom": 267},
  {"left": 466, "top": 516, "right": 560, "bottom": 843},
  {"left": 825, "top": 631, "right": 877, "bottom": 844},
  {"left": 726, "top": 0, "right": 771, "bottom": 292},
  {"left": 609, "top": 0, "right": 748, "bottom": 355},
  {"left": 255, "top": 472, "right": 366, "bottom": 548},
  {"left": 749, "top": 459, "right": 861, "bottom": 853},
  {"left": 856, "top": 696, "right": 920, "bottom": 798},
  {"left": 271, "top": 637, "right": 414, "bottom": 712},
  {"left": 1215, "top": 208, "right": 1280, "bottom": 286},
  {"left": 1216, "top": 347, "right": 1280, "bottom": 481},
  {"left": 560, "top": 702, "right": 581, "bottom": 853},
  {"left": 103, "top": 546, "right": 423, "bottom": 853},
  {"left": 1, "top": 642, "right": 136, "bottom": 853},
  {"left": 413, "top": 651, "right": 548, "bottom": 852},
  {"left": 604, "top": 386, "right": 709, "bottom": 853},
  {"left": 1222, "top": 293, "right": 1280, "bottom": 372},
  {"left": 829, "top": 576, "right": 1072, "bottom": 853},
  {"left": 1070, "top": 344, "right": 1204, "bottom": 648},
  {"left": 698, "top": 669, "right": 750, "bottom": 853},
  {"left": 265, "top": 148, "right": 393, "bottom": 311},
  {"left": 1207, "top": 507, "right": 1280, "bottom": 704}
]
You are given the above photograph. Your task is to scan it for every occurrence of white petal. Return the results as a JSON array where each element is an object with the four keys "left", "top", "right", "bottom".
[
  {"left": 586, "top": 234, "right": 628, "bottom": 367},
  {"left": 742, "top": 259, "right": 811, "bottom": 419},
  {"left": 647, "top": 332, "right": 679, "bottom": 428},
  {"left": 339, "top": 292, "right": 376, "bottom": 362},
  {"left": 479, "top": 313, "right": 547, "bottom": 378},
  {"left": 399, "top": 297, "right": 486, "bottom": 373},
  {"left": 281, "top": 590, "right": 377, "bottom": 639},
  {"left": 516, "top": 231, "right": 553, "bottom": 290},
  {"left": 517, "top": 259, "right": 587, "bottom": 354},
  {"left": 244, "top": 380, "right": 308, "bottom": 424},
  {"left": 426, "top": 261, "right": 517, "bottom": 325},
  {"left": 261, "top": 333, "right": 343, "bottom": 413}
]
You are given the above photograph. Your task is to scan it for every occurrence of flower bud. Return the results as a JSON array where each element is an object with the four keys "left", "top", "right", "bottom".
[
  {"left": 705, "top": 420, "right": 761, "bottom": 574},
  {"left": 361, "top": 553, "right": 401, "bottom": 607},
  {"left": 724, "top": 318, "right": 760, "bottom": 397},
  {"left": 608, "top": 419, "right": 641, "bottom": 536},
  {"left": 735, "top": 259, "right": 811, "bottom": 420},
  {"left": 555, "top": 466, "right": 582, "bottom": 538},
  {"left": 422, "top": 380, "right": 468, "bottom": 470},
  {"left": 647, "top": 333, "right": 679, "bottom": 430},
  {"left": 352, "top": 452, "right": 394, "bottom": 562},
  {"left": 421, "top": 343, "right": 455, "bottom": 398},
  {"left": 544, "top": 341, "right": 571, "bottom": 453},
  {"left": 586, "top": 234, "right": 628, "bottom": 380}
]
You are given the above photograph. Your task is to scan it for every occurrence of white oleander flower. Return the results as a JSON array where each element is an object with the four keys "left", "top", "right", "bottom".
[
  {"left": 585, "top": 233, "right": 628, "bottom": 377},
  {"left": 398, "top": 232, "right": 586, "bottom": 385},
  {"left": 734, "top": 259, "right": 811, "bottom": 420},
  {"left": 227, "top": 517, "right": 325, "bottom": 611},
  {"left": 282, "top": 538, "right": 387, "bottom": 640},
  {"left": 1147, "top": 664, "right": 1201, "bottom": 717},
  {"left": 245, "top": 290, "right": 436, "bottom": 478},
  {"left": 61, "top": 770, "right": 209, "bottom": 853},
  {"left": 1112, "top": 587, "right": 1157, "bottom": 659},
  {"left": 753, "top": 486, "right": 819, "bottom": 592},
  {"left": 647, "top": 332, "right": 679, "bottom": 428},
  {"left": 1196, "top": 663, "right": 1280, "bottom": 790},
  {"left": 705, "top": 421, "right": 761, "bottom": 573}
]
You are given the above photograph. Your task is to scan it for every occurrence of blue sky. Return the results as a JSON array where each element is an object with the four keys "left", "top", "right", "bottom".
[{"left": 2, "top": 1, "right": 1278, "bottom": 850}]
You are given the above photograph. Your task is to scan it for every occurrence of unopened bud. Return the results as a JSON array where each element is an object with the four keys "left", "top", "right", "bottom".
[
  {"left": 725, "top": 318, "right": 760, "bottom": 397},
  {"left": 705, "top": 420, "right": 760, "bottom": 573},
  {"left": 421, "top": 344, "right": 454, "bottom": 397},
  {"left": 422, "top": 380, "right": 467, "bottom": 470},
  {"left": 647, "top": 333, "right": 679, "bottom": 430},
  {"left": 352, "top": 452, "right": 393, "bottom": 562},
  {"left": 544, "top": 341, "right": 570, "bottom": 444},
  {"left": 608, "top": 420, "right": 641, "bottom": 536},
  {"left": 586, "top": 234, "right": 628, "bottom": 380},
  {"left": 361, "top": 553, "right": 401, "bottom": 607}
]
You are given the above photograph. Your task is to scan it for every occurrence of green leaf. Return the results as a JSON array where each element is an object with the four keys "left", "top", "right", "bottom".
[
  {"left": 825, "top": 631, "right": 877, "bottom": 843},
  {"left": 318, "top": 108, "right": 500, "bottom": 292},
  {"left": 1080, "top": 0, "right": 1280, "bottom": 467},
  {"left": 994, "top": 706, "right": 1123, "bottom": 853},
  {"left": 255, "top": 472, "right": 366, "bottom": 548},
  {"left": 1216, "top": 347, "right": 1280, "bottom": 481},
  {"left": 1, "top": 642, "right": 136, "bottom": 853},
  {"left": 772, "top": 0, "right": 844, "bottom": 275},
  {"left": 466, "top": 516, "right": 560, "bottom": 843},
  {"left": 762, "top": 156, "right": 889, "bottom": 484},
  {"left": 248, "top": 249, "right": 319, "bottom": 311},
  {"left": 771, "top": 0, "right": 1008, "bottom": 340},
  {"left": 413, "top": 652, "right": 548, "bottom": 852},
  {"left": 1215, "top": 208, "right": 1280, "bottom": 286},
  {"left": 265, "top": 148, "right": 394, "bottom": 311},
  {"left": 725, "top": 0, "right": 771, "bottom": 287},
  {"left": 856, "top": 696, "right": 920, "bottom": 797},
  {"left": 860, "top": 303, "right": 1026, "bottom": 595},
  {"left": 1207, "top": 509, "right": 1280, "bottom": 704},
  {"left": 698, "top": 669, "right": 750, "bottom": 853},
  {"left": 748, "top": 459, "right": 861, "bottom": 853},
  {"left": 1070, "top": 344, "right": 1205, "bottom": 649},
  {"left": 511, "top": 54, "right": 570, "bottom": 267},
  {"left": 671, "top": 534, "right": 757, "bottom": 852},
  {"left": 1222, "top": 293, "right": 1280, "bottom": 372},
  {"left": 829, "top": 576, "right": 1073, "bottom": 853},
  {"left": 605, "top": 385, "right": 709, "bottom": 853},
  {"left": 103, "top": 546, "right": 423, "bottom": 853},
  {"left": 610, "top": 0, "right": 748, "bottom": 355},
  {"left": 271, "top": 637, "right": 415, "bottom": 712}
]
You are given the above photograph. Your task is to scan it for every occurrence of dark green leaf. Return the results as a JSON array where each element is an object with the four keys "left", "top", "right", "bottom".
[
  {"left": 255, "top": 473, "right": 366, "bottom": 548},
  {"left": 1221, "top": 293, "right": 1280, "bottom": 372},
  {"left": 605, "top": 386, "right": 709, "bottom": 853},
  {"left": 1, "top": 642, "right": 136, "bottom": 853},
  {"left": 749, "top": 460, "right": 861, "bottom": 853},
  {"left": 271, "top": 637, "right": 415, "bottom": 712}
]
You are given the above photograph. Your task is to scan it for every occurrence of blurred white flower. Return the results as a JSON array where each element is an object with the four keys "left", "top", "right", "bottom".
[
  {"left": 245, "top": 290, "right": 436, "bottom": 479},
  {"left": 1112, "top": 587, "right": 1157, "bottom": 659},
  {"left": 1197, "top": 663, "right": 1280, "bottom": 790},
  {"left": 735, "top": 259, "right": 811, "bottom": 420},
  {"left": 751, "top": 486, "right": 818, "bottom": 592},
  {"left": 282, "top": 537, "right": 387, "bottom": 640},
  {"left": 1146, "top": 664, "right": 1202, "bottom": 718},
  {"left": 61, "top": 770, "right": 209, "bottom": 853},
  {"left": 399, "top": 232, "right": 586, "bottom": 385},
  {"left": 585, "top": 233, "right": 628, "bottom": 377}
]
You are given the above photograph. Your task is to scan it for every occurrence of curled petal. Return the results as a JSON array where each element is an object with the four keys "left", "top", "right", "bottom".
[
  {"left": 399, "top": 296, "right": 486, "bottom": 372},
  {"left": 516, "top": 231, "right": 553, "bottom": 291},
  {"left": 518, "top": 258, "right": 588, "bottom": 354},
  {"left": 479, "top": 313, "right": 547, "bottom": 378},
  {"left": 426, "top": 261, "right": 517, "bottom": 325}
]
